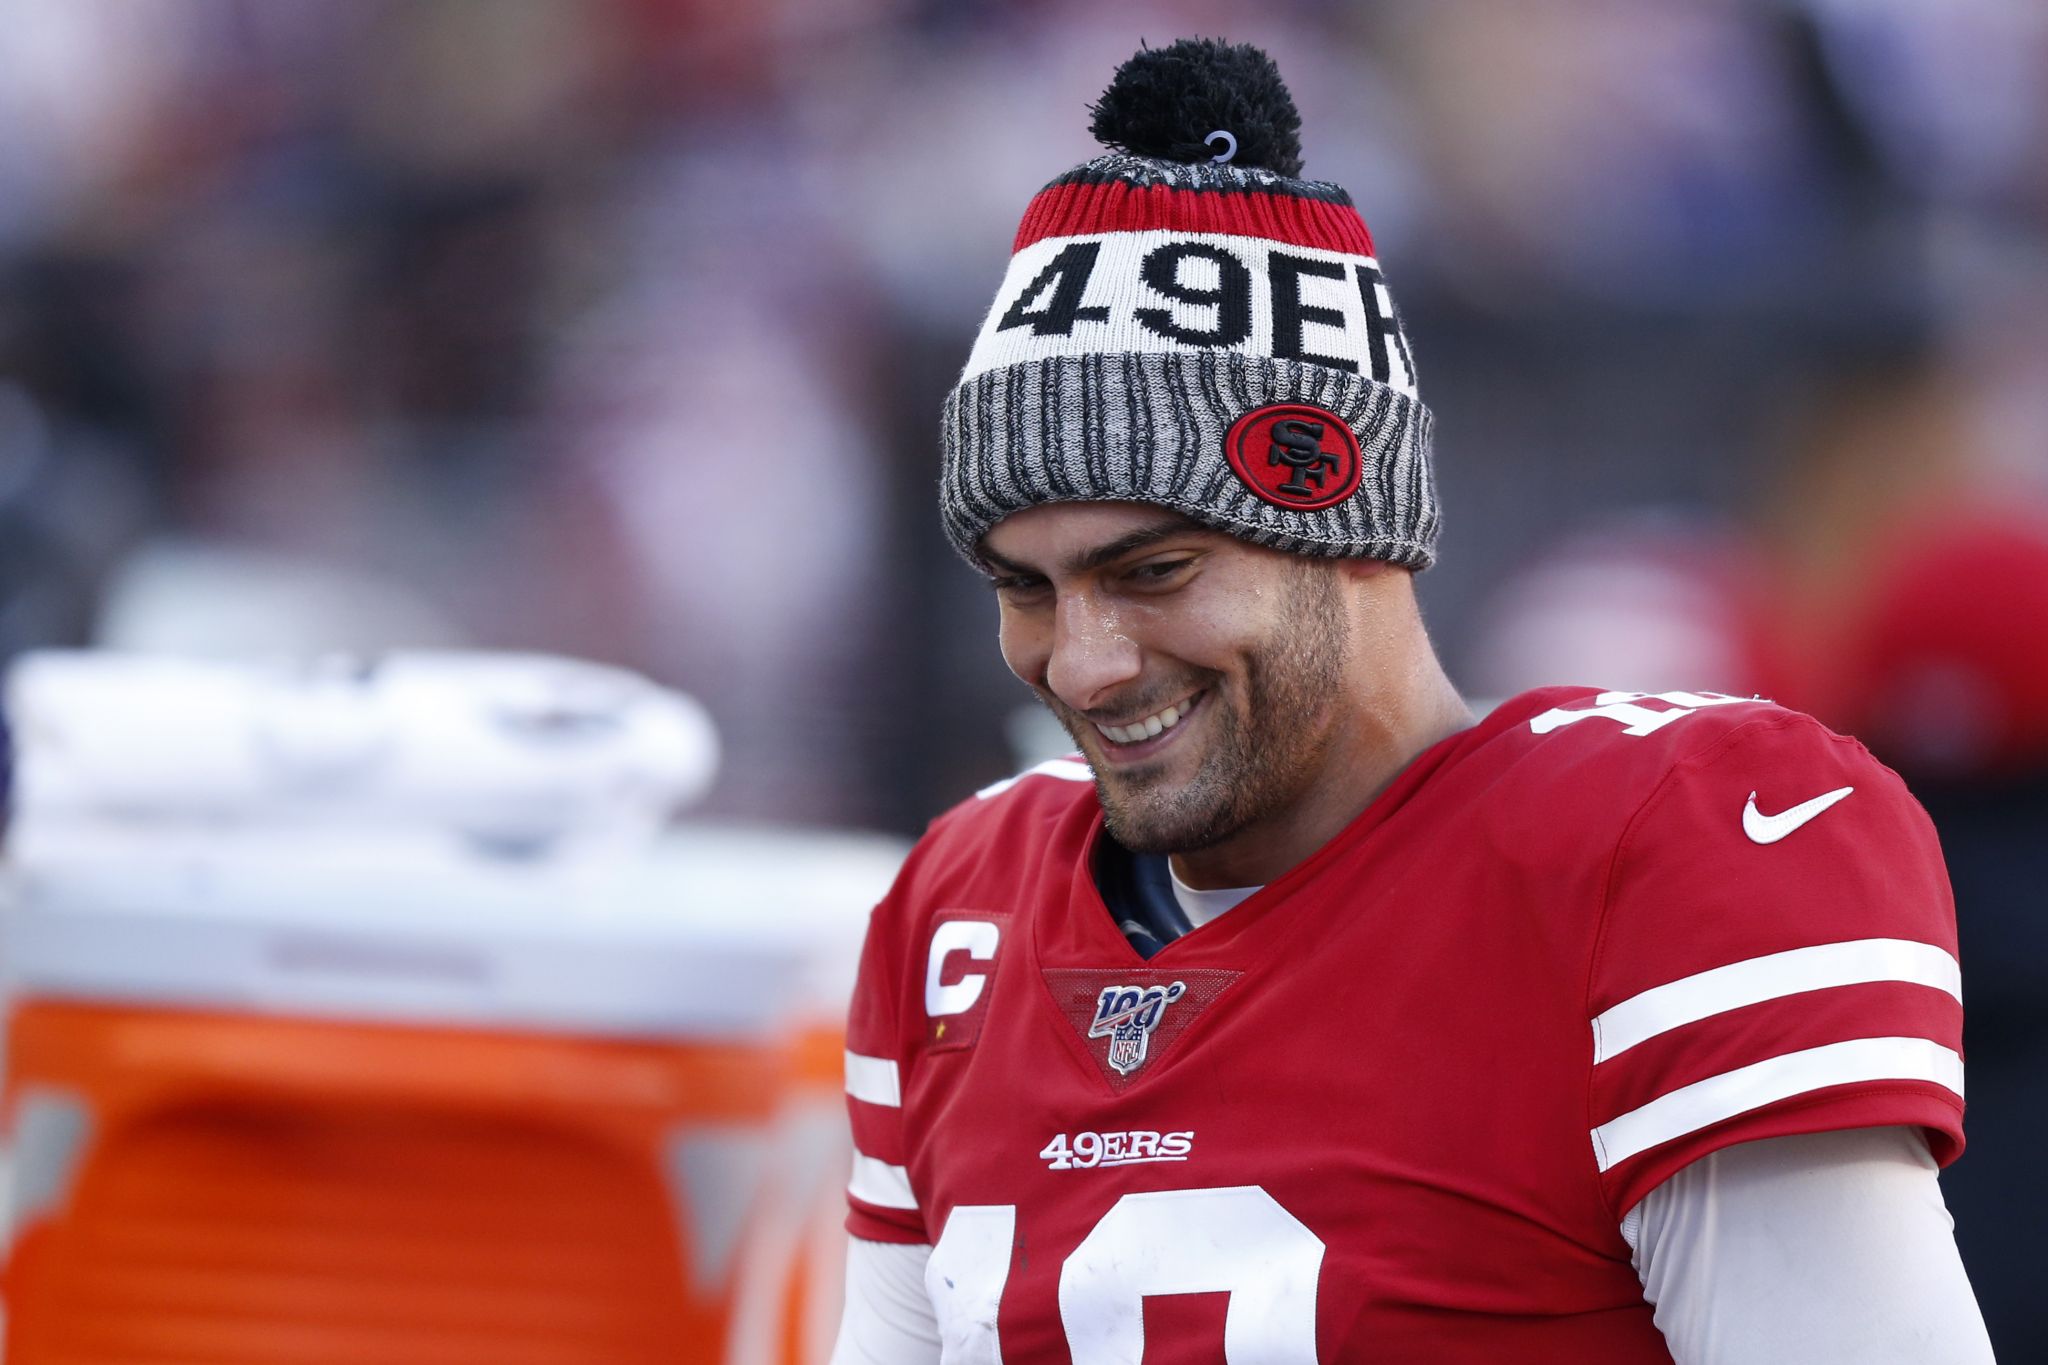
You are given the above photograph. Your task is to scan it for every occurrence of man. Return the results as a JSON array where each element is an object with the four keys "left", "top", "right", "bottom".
[{"left": 833, "top": 40, "right": 1992, "bottom": 1363}]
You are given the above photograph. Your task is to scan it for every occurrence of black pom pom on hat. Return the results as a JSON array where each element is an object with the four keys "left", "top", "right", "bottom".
[{"left": 1088, "top": 38, "right": 1305, "bottom": 177}]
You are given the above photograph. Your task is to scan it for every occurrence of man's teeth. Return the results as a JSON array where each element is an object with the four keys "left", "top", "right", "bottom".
[{"left": 1096, "top": 693, "right": 1199, "bottom": 745}]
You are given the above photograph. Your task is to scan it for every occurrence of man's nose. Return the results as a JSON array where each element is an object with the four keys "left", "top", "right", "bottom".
[{"left": 1045, "top": 595, "right": 1142, "bottom": 712}]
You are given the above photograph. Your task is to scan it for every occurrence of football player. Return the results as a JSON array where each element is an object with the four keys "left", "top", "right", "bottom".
[{"left": 831, "top": 40, "right": 1993, "bottom": 1363}]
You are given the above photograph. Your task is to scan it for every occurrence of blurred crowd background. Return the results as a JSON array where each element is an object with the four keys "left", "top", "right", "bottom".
[{"left": 1, "top": 0, "right": 2044, "bottom": 1354}]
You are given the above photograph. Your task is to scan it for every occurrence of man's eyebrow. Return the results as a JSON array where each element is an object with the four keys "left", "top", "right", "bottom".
[{"left": 980, "top": 515, "right": 1205, "bottom": 579}]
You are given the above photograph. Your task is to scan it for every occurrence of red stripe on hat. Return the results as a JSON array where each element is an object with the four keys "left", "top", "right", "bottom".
[{"left": 1014, "top": 180, "right": 1377, "bottom": 256}]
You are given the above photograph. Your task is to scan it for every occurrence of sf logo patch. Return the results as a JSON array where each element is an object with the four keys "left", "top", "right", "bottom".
[
  {"left": 1088, "top": 981, "right": 1186, "bottom": 1076},
  {"left": 1224, "top": 403, "right": 1362, "bottom": 511}
]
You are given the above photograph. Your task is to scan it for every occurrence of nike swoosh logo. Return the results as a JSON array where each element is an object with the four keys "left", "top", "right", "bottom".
[{"left": 1743, "top": 786, "right": 1855, "bottom": 844}]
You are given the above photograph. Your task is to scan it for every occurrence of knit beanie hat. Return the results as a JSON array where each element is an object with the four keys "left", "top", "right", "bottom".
[{"left": 940, "top": 39, "right": 1438, "bottom": 568}]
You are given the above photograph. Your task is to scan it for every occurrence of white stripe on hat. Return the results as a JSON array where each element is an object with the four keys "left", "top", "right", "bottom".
[
  {"left": 1592, "top": 938, "right": 1962, "bottom": 1064},
  {"left": 961, "top": 231, "right": 1416, "bottom": 398},
  {"left": 1591, "top": 1035, "right": 1964, "bottom": 1172},
  {"left": 849, "top": 1150, "right": 919, "bottom": 1210},
  {"left": 845, "top": 1051, "right": 902, "bottom": 1107}
]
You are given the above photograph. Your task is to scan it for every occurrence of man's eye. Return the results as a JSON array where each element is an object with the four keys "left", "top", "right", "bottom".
[
  {"left": 990, "top": 575, "right": 1048, "bottom": 596},
  {"left": 1129, "top": 558, "right": 1194, "bottom": 584}
]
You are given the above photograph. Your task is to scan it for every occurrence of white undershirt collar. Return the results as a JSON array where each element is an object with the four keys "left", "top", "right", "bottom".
[{"left": 1167, "top": 861, "right": 1262, "bottom": 926}]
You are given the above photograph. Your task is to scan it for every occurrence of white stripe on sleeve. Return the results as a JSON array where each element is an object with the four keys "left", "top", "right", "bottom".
[
  {"left": 849, "top": 1151, "right": 920, "bottom": 1210},
  {"left": 845, "top": 1051, "right": 902, "bottom": 1107},
  {"left": 1592, "top": 938, "right": 1960, "bottom": 1064},
  {"left": 1592, "top": 1035, "right": 1964, "bottom": 1172},
  {"left": 976, "top": 757, "right": 1092, "bottom": 799}
]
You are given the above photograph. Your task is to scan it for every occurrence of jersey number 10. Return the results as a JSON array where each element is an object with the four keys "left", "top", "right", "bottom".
[{"left": 928, "top": 1184, "right": 1326, "bottom": 1361}]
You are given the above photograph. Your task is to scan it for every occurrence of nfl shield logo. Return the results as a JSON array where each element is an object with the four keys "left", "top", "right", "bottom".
[{"left": 1087, "top": 981, "right": 1187, "bottom": 1076}]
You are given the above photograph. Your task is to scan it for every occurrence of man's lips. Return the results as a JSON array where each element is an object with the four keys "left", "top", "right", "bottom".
[{"left": 1089, "top": 689, "right": 1205, "bottom": 759}]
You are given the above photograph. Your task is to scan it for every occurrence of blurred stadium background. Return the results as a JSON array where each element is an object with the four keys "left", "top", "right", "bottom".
[{"left": 0, "top": 0, "right": 2042, "bottom": 1360}]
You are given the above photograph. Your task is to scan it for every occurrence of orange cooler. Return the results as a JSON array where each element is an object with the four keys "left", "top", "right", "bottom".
[
  {"left": 645, "top": 827, "right": 905, "bottom": 1365},
  {"left": 0, "top": 836, "right": 822, "bottom": 1365}
]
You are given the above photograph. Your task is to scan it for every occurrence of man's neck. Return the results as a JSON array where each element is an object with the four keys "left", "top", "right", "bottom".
[{"left": 1170, "top": 670, "right": 1472, "bottom": 890}]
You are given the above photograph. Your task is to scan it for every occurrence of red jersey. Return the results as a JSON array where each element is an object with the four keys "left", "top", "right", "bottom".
[{"left": 843, "top": 687, "right": 1966, "bottom": 1363}]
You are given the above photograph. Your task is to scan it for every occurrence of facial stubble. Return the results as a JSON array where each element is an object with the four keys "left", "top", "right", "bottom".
[{"left": 1054, "top": 563, "right": 1352, "bottom": 856}]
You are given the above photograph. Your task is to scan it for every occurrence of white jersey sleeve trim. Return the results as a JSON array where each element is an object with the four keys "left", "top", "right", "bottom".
[
  {"left": 1592, "top": 938, "right": 1961, "bottom": 1063},
  {"left": 844, "top": 1051, "right": 902, "bottom": 1107},
  {"left": 1592, "top": 1035, "right": 1963, "bottom": 1171},
  {"left": 976, "top": 757, "right": 1091, "bottom": 799},
  {"left": 1626, "top": 1127, "right": 1993, "bottom": 1363},
  {"left": 848, "top": 1151, "right": 920, "bottom": 1210}
]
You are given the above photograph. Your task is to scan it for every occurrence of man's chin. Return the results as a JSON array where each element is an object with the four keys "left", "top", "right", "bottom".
[
  {"left": 1095, "top": 780, "right": 1235, "bottom": 857},
  {"left": 1088, "top": 748, "right": 1186, "bottom": 801},
  {"left": 1102, "top": 812, "right": 1230, "bottom": 857}
]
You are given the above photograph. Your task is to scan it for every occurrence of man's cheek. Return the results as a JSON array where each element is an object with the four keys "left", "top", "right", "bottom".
[{"left": 997, "top": 625, "right": 1049, "bottom": 687}]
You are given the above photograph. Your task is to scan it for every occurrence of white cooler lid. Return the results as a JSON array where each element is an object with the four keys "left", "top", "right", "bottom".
[
  {"left": 6, "top": 650, "right": 720, "bottom": 853},
  {"left": 2, "top": 823, "right": 906, "bottom": 1041}
]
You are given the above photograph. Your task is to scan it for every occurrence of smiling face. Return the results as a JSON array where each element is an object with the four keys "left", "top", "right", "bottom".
[{"left": 980, "top": 502, "right": 1357, "bottom": 861}]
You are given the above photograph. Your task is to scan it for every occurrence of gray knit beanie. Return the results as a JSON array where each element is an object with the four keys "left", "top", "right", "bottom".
[{"left": 940, "top": 39, "right": 1438, "bottom": 568}]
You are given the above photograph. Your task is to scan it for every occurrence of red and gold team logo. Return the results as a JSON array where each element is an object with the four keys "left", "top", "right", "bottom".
[{"left": 1224, "top": 403, "right": 1363, "bottom": 511}]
